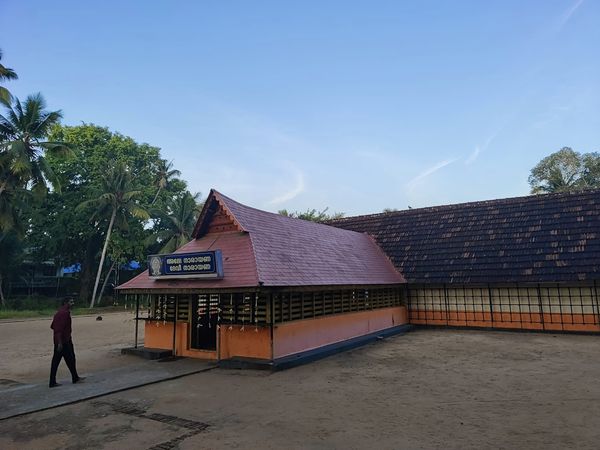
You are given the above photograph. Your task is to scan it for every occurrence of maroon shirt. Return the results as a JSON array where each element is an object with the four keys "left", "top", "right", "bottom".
[{"left": 51, "top": 305, "right": 72, "bottom": 345}]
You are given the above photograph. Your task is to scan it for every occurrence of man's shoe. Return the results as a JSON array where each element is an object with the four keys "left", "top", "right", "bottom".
[
  {"left": 73, "top": 377, "right": 86, "bottom": 384},
  {"left": 49, "top": 383, "right": 62, "bottom": 388}
]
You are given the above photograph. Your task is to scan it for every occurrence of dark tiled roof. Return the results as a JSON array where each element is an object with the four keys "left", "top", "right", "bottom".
[{"left": 330, "top": 189, "right": 600, "bottom": 284}]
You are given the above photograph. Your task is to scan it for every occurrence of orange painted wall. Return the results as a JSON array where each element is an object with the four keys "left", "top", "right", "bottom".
[
  {"left": 273, "top": 306, "right": 408, "bottom": 359},
  {"left": 144, "top": 321, "right": 176, "bottom": 349},
  {"left": 219, "top": 325, "right": 272, "bottom": 360},
  {"left": 409, "top": 310, "right": 600, "bottom": 332},
  {"left": 144, "top": 321, "right": 217, "bottom": 359}
]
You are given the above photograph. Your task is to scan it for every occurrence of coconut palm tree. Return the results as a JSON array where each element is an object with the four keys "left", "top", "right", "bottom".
[
  {"left": 151, "top": 159, "right": 181, "bottom": 205},
  {"left": 0, "top": 93, "right": 70, "bottom": 233},
  {"left": 0, "top": 93, "right": 72, "bottom": 198},
  {"left": 79, "top": 162, "right": 149, "bottom": 308},
  {"left": 147, "top": 191, "right": 202, "bottom": 254},
  {"left": 0, "top": 49, "right": 18, "bottom": 105}
]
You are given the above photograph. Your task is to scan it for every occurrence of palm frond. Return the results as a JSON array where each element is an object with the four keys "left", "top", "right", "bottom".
[
  {"left": 39, "top": 141, "right": 74, "bottom": 158},
  {"left": 33, "top": 110, "right": 63, "bottom": 137},
  {"left": 127, "top": 205, "right": 150, "bottom": 220},
  {"left": 7, "top": 102, "right": 20, "bottom": 129},
  {"left": 0, "top": 87, "right": 11, "bottom": 106},
  {"left": 0, "top": 66, "right": 17, "bottom": 81},
  {"left": 121, "top": 190, "right": 143, "bottom": 202},
  {"left": 37, "top": 156, "right": 60, "bottom": 192},
  {"left": 0, "top": 50, "right": 18, "bottom": 82},
  {"left": 159, "top": 236, "right": 178, "bottom": 254},
  {"left": 8, "top": 140, "right": 32, "bottom": 176}
]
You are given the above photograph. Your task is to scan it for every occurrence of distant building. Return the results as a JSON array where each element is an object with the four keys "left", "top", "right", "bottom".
[{"left": 8, "top": 260, "right": 72, "bottom": 296}]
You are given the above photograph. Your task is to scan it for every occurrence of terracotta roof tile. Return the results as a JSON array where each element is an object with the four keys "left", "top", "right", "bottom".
[{"left": 117, "top": 231, "right": 258, "bottom": 291}]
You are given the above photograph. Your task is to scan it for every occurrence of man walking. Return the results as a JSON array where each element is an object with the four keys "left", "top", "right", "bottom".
[{"left": 49, "top": 298, "right": 84, "bottom": 388}]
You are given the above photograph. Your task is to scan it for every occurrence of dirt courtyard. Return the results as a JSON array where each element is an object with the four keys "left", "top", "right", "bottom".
[
  {"left": 2, "top": 323, "right": 600, "bottom": 449},
  {"left": 0, "top": 311, "right": 144, "bottom": 383}
]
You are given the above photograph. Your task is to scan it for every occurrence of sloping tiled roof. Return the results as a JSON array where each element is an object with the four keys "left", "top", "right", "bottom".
[
  {"left": 330, "top": 189, "right": 600, "bottom": 284},
  {"left": 207, "top": 191, "right": 404, "bottom": 286},
  {"left": 118, "top": 190, "right": 405, "bottom": 291}
]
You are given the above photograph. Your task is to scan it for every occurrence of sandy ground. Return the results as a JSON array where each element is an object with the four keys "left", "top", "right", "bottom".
[
  {"left": 0, "top": 311, "right": 144, "bottom": 383},
  {"left": 1, "top": 327, "right": 600, "bottom": 449}
]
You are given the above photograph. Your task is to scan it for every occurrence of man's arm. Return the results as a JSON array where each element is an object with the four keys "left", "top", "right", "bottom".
[{"left": 51, "top": 311, "right": 67, "bottom": 349}]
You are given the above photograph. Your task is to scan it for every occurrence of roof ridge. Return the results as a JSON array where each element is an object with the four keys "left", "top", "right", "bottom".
[
  {"left": 214, "top": 189, "right": 369, "bottom": 235},
  {"left": 245, "top": 232, "right": 263, "bottom": 286},
  {"left": 364, "top": 233, "right": 405, "bottom": 282},
  {"left": 331, "top": 188, "right": 600, "bottom": 223}
]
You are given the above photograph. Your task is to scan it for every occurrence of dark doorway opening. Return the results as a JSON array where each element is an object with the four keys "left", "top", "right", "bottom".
[{"left": 191, "top": 294, "right": 218, "bottom": 350}]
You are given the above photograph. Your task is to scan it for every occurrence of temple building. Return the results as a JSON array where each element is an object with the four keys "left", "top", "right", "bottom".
[
  {"left": 118, "top": 188, "right": 600, "bottom": 366},
  {"left": 118, "top": 190, "right": 407, "bottom": 367}
]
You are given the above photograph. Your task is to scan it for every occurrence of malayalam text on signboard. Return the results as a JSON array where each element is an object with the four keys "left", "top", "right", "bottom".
[{"left": 148, "top": 250, "right": 223, "bottom": 279}]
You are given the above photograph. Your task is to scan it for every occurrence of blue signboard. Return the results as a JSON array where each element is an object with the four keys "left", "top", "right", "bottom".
[{"left": 148, "top": 250, "right": 223, "bottom": 279}]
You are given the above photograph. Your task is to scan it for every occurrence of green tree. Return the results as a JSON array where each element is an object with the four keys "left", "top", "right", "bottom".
[
  {"left": 0, "top": 49, "right": 18, "bottom": 105},
  {"left": 0, "top": 181, "right": 28, "bottom": 235},
  {"left": 278, "top": 207, "right": 344, "bottom": 223},
  {"left": 582, "top": 152, "right": 600, "bottom": 188},
  {"left": 0, "top": 94, "right": 71, "bottom": 233},
  {"left": 0, "top": 231, "right": 23, "bottom": 306},
  {"left": 529, "top": 147, "right": 600, "bottom": 194},
  {"left": 78, "top": 162, "right": 150, "bottom": 308},
  {"left": 152, "top": 159, "right": 181, "bottom": 205},
  {"left": 147, "top": 191, "right": 202, "bottom": 254},
  {"left": 26, "top": 124, "right": 189, "bottom": 303},
  {"left": 37, "top": 124, "right": 169, "bottom": 302},
  {"left": 95, "top": 231, "right": 147, "bottom": 305},
  {"left": 0, "top": 94, "right": 71, "bottom": 197}
]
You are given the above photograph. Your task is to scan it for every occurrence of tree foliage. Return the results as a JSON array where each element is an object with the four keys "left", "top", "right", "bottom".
[
  {"left": 0, "top": 94, "right": 71, "bottom": 232},
  {"left": 0, "top": 49, "right": 18, "bottom": 105},
  {"left": 26, "top": 124, "right": 191, "bottom": 304},
  {"left": 0, "top": 231, "right": 23, "bottom": 306},
  {"left": 529, "top": 147, "right": 600, "bottom": 194},
  {"left": 78, "top": 161, "right": 150, "bottom": 307},
  {"left": 147, "top": 191, "right": 202, "bottom": 254},
  {"left": 152, "top": 159, "right": 181, "bottom": 205},
  {"left": 278, "top": 207, "right": 344, "bottom": 223},
  {"left": 0, "top": 57, "right": 198, "bottom": 307}
]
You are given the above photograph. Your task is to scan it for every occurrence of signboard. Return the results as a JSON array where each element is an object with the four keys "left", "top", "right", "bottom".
[{"left": 148, "top": 250, "right": 224, "bottom": 279}]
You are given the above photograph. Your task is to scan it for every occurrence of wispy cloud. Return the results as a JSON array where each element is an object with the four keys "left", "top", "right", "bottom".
[
  {"left": 466, "top": 146, "right": 481, "bottom": 165},
  {"left": 406, "top": 158, "right": 457, "bottom": 192},
  {"left": 466, "top": 132, "right": 498, "bottom": 165},
  {"left": 558, "top": 0, "right": 585, "bottom": 30},
  {"left": 267, "top": 169, "right": 306, "bottom": 205}
]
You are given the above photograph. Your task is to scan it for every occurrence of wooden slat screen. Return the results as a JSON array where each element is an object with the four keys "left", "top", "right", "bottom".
[{"left": 272, "top": 287, "right": 404, "bottom": 323}]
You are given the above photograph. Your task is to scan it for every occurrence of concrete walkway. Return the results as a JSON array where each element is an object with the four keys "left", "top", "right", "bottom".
[{"left": 0, "top": 358, "right": 215, "bottom": 420}]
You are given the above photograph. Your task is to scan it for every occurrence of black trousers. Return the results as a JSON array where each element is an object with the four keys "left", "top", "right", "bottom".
[{"left": 49, "top": 340, "right": 79, "bottom": 385}]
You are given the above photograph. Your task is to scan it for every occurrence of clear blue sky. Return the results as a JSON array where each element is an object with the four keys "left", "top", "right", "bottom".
[{"left": 2, "top": 1, "right": 599, "bottom": 215}]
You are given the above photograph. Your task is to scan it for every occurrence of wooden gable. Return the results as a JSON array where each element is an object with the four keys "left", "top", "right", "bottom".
[
  {"left": 193, "top": 190, "right": 246, "bottom": 238},
  {"left": 206, "top": 202, "right": 241, "bottom": 234}
]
